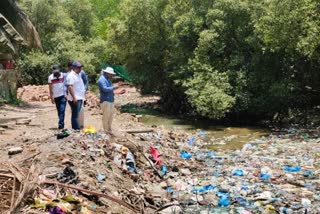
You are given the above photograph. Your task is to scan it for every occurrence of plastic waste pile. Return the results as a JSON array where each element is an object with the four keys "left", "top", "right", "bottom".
[
  {"left": 25, "top": 125, "right": 320, "bottom": 213},
  {"left": 160, "top": 130, "right": 320, "bottom": 213}
]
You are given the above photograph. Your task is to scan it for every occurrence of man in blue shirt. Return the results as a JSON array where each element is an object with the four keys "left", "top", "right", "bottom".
[{"left": 97, "top": 67, "right": 125, "bottom": 134}]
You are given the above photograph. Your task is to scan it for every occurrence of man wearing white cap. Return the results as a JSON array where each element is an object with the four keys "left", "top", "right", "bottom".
[{"left": 97, "top": 67, "right": 125, "bottom": 134}]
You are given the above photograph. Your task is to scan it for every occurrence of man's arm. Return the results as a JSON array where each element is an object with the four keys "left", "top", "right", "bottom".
[
  {"left": 48, "top": 83, "right": 54, "bottom": 104},
  {"left": 66, "top": 75, "right": 77, "bottom": 104},
  {"left": 98, "top": 78, "right": 116, "bottom": 92},
  {"left": 67, "top": 85, "right": 77, "bottom": 104},
  {"left": 63, "top": 73, "right": 68, "bottom": 96},
  {"left": 81, "top": 71, "right": 89, "bottom": 91}
]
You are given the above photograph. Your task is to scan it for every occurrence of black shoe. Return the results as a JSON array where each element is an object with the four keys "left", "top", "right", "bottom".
[{"left": 57, "top": 129, "right": 70, "bottom": 139}]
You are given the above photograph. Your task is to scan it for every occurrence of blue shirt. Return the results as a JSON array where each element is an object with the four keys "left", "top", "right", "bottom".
[
  {"left": 80, "top": 70, "right": 89, "bottom": 91},
  {"left": 97, "top": 74, "right": 114, "bottom": 103}
]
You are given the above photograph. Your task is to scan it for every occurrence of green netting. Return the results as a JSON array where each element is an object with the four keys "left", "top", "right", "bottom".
[{"left": 101, "top": 63, "right": 132, "bottom": 82}]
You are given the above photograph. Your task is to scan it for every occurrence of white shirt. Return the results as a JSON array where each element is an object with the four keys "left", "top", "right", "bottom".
[
  {"left": 48, "top": 73, "right": 65, "bottom": 98},
  {"left": 66, "top": 70, "right": 85, "bottom": 101}
]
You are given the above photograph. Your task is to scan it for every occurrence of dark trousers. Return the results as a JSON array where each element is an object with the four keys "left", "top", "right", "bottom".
[
  {"left": 55, "top": 95, "right": 67, "bottom": 129},
  {"left": 68, "top": 100, "right": 83, "bottom": 130}
]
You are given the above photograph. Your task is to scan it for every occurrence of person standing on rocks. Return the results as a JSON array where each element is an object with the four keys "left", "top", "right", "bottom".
[
  {"left": 48, "top": 65, "right": 67, "bottom": 129},
  {"left": 97, "top": 67, "right": 125, "bottom": 134},
  {"left": 66, "top": 61, "right": 86, "bottom": 130}
]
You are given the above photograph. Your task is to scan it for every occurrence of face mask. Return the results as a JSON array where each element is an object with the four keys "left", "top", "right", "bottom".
[{"left": 53, "top": 72, "right": 60, "bottom": 78}]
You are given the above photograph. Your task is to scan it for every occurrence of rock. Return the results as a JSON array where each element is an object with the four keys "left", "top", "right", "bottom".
[
  {"left": 159, "top": 181, "right": 167, "bottom": 188},
  {"left": 0, "top": 127, "right": 5, "bottom": 134},
  {"left": 61, "top": 158, "right": 74, "bottom": 166},
  {"left": 158, "top": 201, "right": 182, "bottom": 214},
  {"left": 146, "top": 184, "right": 166, "bottom": 198},
  {"left": 167, "top": 172, "right": 179, "bottom": 178},
  {"left": 285, "top": 173, "right": 295, "bottom": 182},
  {"left": 191, "top": 195, "right": 203, "bottom": 202},
  {"left": 136, "top": 115, "right": 143, "bottom": 122},
  {"left": 16, "top": 118, "right": 31, "bottom": 125},
  {"left": 180, "top": 168, "right": 191, "bottom": 176},
  {"left": 8, "top": 146, "right": 23, "bottom": 155}
]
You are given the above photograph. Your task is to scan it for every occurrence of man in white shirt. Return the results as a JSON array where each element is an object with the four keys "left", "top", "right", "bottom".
[
  {"left": 66, "top": 62, "right": 88, "bottom": 129},
  {"left": 66, "top": 61, "right": 85, "bottom": 130},
  {"left": 48, "top": 65, "right": 67, "bottom": 129}
]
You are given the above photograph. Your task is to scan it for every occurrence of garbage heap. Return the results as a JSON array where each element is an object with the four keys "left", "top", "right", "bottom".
[{"left": 9, "top": 127, "right": 320, "bottom": 213}]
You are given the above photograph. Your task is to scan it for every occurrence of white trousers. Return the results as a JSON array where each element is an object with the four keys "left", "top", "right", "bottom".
[{"left": 101, "top": 101, "right": 114, "bottom": 132}]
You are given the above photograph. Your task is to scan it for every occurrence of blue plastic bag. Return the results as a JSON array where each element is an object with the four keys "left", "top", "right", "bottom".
[
  {"left": 207, "top": 151, "right": 216, "bottom": 157},
  {"left": 96, "top": 172, "right": 106, "bottom": 182},
  {"left": 166, "top": 187, "right": 173, "bottom": 193},
  {"left": 192, "top": 184, "right": 216, "bottom": 193},
  {"left": 260, "top": 173, "right": 271, "bottom": 180},
  {"left": 303, "top": 170, "right": 313, "bottom": 177},
  {"left": 232, "top": 169, "right": 244, "bottom": 176},
  {"left": 218, "top": 196, "right": 230, "bottom": 207},
  {"left": 241, "top": 186, "right": 249, "bottom": 191},
  {"left": 216, "top": 191, "right": 230, "bottom": 198},
  {"left": 180, "top": 151, "right": 192, "bottom": 159},
  {"left": 198, "top": 131, "right": 206, "bottom": 137},
  {"left": 186, "top": 136, "right": 196, "bottom": 146},
  {"left": 161, "top": 165, "right": 168, "bottom": 175},
  {"left": 284, "top": 166, "right": 301, "bottom": 172}
]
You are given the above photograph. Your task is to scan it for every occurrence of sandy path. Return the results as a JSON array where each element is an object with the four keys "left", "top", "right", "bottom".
[{"left": 0, "top": 101, "right": 108, "bottom": 159}]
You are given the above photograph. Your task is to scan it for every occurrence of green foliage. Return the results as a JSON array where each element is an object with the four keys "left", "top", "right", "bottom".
[
  {"left": 18, "top": 0, "right": 111, "bottom": 85},
  {"left": 108, "top": 0, "right": 320, "bottom": 119},
  {"left": 89, "top": 0, "right": 122, "bottom": 38},
  {"left": 17, "top": 50, "right": 56, "bottom": 85},
  {"left": 63, "top": 0, "right": 96, "bottom": 38},
  {"left": 18, "top": 0, "right": 320, "bottom": 119},
  {"left": 20, "top": 0, "right": 74, "bottom": 49},
  {"left": 183, "top": 64, "right": 235, "bottom": 119},
  {"left": 109, "top": 0, "right": 168, "bottom": 93}
]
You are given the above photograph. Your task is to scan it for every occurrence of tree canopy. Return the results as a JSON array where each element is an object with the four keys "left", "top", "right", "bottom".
[
  {"left": 108, "top": 0, "right": 320, "bottom": 119},
  {"left": 17, "top": 0, "right": 320, "bottom": 120}
]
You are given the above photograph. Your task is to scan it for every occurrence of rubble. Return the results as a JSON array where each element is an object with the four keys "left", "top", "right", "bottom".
[{"left": 17, "top": 85, "right": 100, "bottom": 110}]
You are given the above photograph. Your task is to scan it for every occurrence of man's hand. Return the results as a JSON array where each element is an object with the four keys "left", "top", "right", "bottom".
[
  {"left": 114, "top": 88, "right": 126, "bottom": 94},
  {"left": 50, "top": 96, "right": 55, "bottom": 104},
  {"left": 72, "top": 98, "right": 78, "bottom": 105}
]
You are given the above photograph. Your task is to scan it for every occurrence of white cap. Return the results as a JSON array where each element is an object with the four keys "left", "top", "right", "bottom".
[{"left": 102, "top": 67, "right": 116, "bottom": 75}]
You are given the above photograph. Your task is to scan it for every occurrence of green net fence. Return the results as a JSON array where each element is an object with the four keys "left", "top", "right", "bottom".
[{"left": 101, "top": 63, "right": 132, "bottom": 82}]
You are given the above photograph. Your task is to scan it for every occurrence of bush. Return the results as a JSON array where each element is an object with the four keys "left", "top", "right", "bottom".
[{"left": 17, "top": 50, "right": 56, "bottom": 85}]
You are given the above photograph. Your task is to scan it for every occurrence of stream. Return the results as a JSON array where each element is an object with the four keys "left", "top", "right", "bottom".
[{"left": 137, "top": 113, "right": 270, "bottom": 150}]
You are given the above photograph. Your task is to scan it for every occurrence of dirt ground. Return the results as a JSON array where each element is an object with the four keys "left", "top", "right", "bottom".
[{"left": 0, "top": 85, "right": 163, "bottom": 213}]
